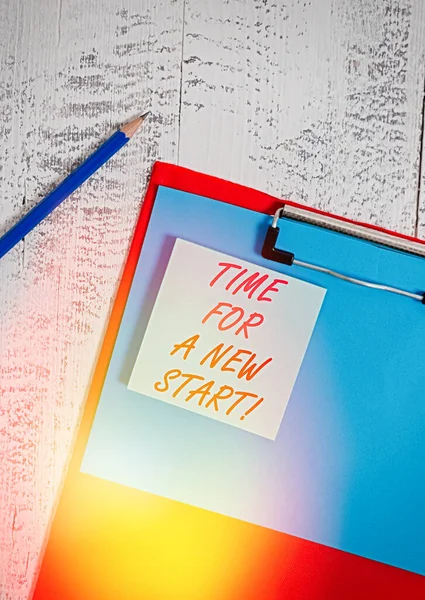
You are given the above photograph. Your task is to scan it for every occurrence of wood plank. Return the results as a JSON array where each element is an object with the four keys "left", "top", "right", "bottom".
[
  {"left": 418, "top": 88, "right": 425, "bottom": 239},
  {"left": 179, "top": 0, "right": 425, "bottom": 233},
  {"left": 0, "top": 1, "right": 183, "bottom": 597}
]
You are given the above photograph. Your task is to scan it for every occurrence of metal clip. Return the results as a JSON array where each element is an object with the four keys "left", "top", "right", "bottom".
[
  {"left": 261, "top": 206, "right": 425, "bottom": 304},
  {"left": 261, "top": 206, "right": 294, "bottom": 266}
]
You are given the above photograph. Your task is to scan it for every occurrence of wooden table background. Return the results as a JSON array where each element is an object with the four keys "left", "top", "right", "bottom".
[{"left": 0, "top": 1, "right": 424, "bottom": 598}]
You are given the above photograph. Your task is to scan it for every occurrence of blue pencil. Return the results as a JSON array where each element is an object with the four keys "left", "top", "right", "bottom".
[{"left": 0, "top": 112, "right": 150, "bottom": 260}]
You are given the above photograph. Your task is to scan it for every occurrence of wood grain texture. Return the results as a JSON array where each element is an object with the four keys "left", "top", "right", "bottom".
[
  {"left": 0, "top": 1, "right": 183, "bottom": 598},
  {"left": 418, "top": 84, "right": 425, "bottom": 238},
  {"left": 1, "top": 0, "right": 425, "bottom": 598},
  {"left": 180, "top": 0, "right": 425, "bottom": 233}
]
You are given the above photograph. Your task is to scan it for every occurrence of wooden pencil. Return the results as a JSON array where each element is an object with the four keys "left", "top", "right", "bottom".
[{"left": 0, "top": 112, "right": 150, "bottom": 260}]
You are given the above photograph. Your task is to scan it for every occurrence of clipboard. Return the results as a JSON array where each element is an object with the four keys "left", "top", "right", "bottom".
[{"left": 33, "top": 161, "right": 425, "bottom": 599}]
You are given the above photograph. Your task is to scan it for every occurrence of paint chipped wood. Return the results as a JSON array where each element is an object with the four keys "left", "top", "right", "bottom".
[
  {"left": 0, "top": 0, "right": 425, "bottom": 598},
  {"left": 180, "top": 0, "right": 425, "bottom": 233}
]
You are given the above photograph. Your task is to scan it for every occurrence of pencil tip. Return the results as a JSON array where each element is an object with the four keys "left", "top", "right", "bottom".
[{"left": 120, "top": 112, "right": 150, "bottom": 138}]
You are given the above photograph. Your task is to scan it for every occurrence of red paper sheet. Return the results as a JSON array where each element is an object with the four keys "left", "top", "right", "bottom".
[{"left": 33, "top": 162, "right": 425, "bottom": 600}]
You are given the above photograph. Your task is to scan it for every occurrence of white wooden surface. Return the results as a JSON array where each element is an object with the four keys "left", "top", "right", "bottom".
[{"left": 0, "top": 1, "right": 424, "bottom": 598}]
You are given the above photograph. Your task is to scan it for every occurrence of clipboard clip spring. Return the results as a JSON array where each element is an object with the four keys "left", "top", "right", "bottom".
[
  {"left": 261, "top": 206, "right": 295, "bottom": 266},
  {"left": 262, "top": 207, "right": 425, "bottom": 304}
]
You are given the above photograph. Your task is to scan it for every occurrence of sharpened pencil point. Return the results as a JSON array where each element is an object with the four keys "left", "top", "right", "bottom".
[
  {"left": 140, "top": 111, "right": 151, "bottom": 120},
  {"left": 120, "top": 113, "right": 149, "bottom": 139}
]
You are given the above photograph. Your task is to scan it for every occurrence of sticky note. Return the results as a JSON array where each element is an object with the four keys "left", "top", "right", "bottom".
[{"left": 128, "top": 239, "right": 326, "bottom": 439}]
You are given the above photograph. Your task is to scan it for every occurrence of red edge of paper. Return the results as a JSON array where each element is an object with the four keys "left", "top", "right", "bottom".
[{"left": 151, "top": 160, "right": 425, "bottom": 247}]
